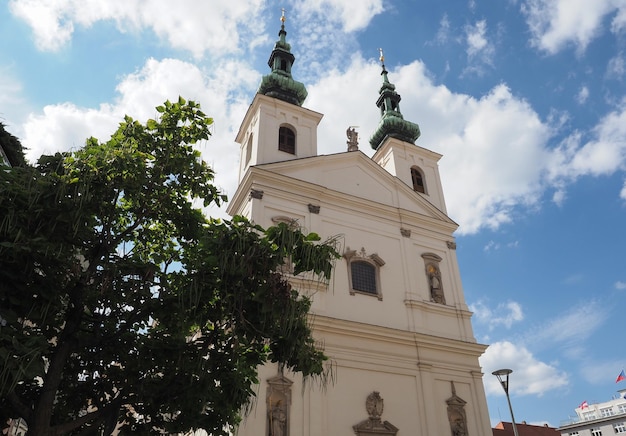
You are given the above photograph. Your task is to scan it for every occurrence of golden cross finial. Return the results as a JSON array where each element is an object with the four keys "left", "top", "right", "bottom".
[
  {"left": 379, "top": 48, "right": 385, "bottom": 64},
  {"left": 281, "top": 8, "right": 286, "bottom": 23}
]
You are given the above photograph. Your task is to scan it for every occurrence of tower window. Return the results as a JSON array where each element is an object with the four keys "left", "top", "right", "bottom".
[
  {"left": 344, "top": 247, "right": 385, "bottom": 300},
  {"left": 278, "top": 126, "right": 296, "bottom": 154},
  {"left": 411, "top": 166, "right": 426, "bottom": 193}
]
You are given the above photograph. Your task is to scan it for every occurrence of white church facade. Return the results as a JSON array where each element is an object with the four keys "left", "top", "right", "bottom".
[{"left": 226, "top": 14, "right": 493, "bottom": 436}]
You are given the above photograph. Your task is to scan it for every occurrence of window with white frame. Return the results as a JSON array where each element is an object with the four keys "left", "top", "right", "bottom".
[
  {"left": 600, "top": 407, "right": 614, "bottom": 417},
  {"left": 344, "top": 247, "right": 385, "bottom": 300},
  {"left": 590, "top": 428, "right": 602, "bottom": 436},
  {"left": 583, "top": 411, "right": 596, "bottom": 421},
  {"left": 614, "top": 422, "right": 626, "bottom": 433},
  {"left": 568, "top": 432, "right": 579, "bottom": 436},
  {"left": 618, "top": 404, "right": 626, "bottom": 414}
]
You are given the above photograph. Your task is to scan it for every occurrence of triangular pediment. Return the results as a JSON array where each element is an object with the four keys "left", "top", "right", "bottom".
[{"left": 244, "top": 151, "right": 455, "bottom": 226}]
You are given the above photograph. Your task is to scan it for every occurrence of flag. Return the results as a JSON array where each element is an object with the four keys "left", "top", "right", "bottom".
[
  {"left": 579, "top": 401, "right": 588, "bottom": 409},
  {"left": 616, "top": 370, "right": 626, "bottom": 383}
]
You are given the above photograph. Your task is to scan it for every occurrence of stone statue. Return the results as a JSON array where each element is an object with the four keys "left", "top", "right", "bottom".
[
  {"left": 447, "top": 382, "right": 468, "bottom": 436},
  {"left": 451, "top": 418, "right": 466, "bottom": 436},
  {"left": 269, "top": 401, "right": 286, "bottom": 436},
  {"left": 427, "top": 264, "right": 445, "bottom": 304},
  {"left": 346, "top": 127, "right": 359, "bottom": 151}
]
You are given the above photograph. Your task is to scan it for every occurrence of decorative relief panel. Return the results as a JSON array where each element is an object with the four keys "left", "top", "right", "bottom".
[{"left": 353, "top": 392, "right": 398, "bottom": 436}]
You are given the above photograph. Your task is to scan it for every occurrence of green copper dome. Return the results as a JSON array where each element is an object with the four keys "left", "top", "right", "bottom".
[
  {"left": 369, "top": 56, "right": 420, "bottom": 150},
  {"left": 258, "top": 13, "right": 307, "bottom": 106}
]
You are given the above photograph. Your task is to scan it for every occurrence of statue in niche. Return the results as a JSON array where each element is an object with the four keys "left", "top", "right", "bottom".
[
  {"left": 346, "top": 126, "right": 359, "bottom": 151},
  {"left": 266, "top": 374, "right": 292, "bottom": 436},
  {"left": 447, "top": 382, "right": 469, "bottom": 436},
  {"left": 451, "top": 417, "right": 467, "bottom": 436},
  {"left": 427, "top": 263, "right": 446, "bottom": 304},
  {"left": 268, "top": 400, "right": 287, "bottom": 436}
]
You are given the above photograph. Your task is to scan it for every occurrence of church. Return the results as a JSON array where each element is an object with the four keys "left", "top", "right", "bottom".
[{"left": 226, "top": 13, "right": 492, "bottom": 436}]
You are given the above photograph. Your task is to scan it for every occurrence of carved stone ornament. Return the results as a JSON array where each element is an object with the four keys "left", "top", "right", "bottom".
[
  {"left": 353, "top": 392, "right": 398, "bottom": 436},
  {"left": 250, "top": 189, "right": 264, "bottom": 199},
  {"left": 344, "top": 247, "right": 386, "bottom": 266},
  {"left": 446, "top": 382, "right": 469, "bottom": 436},
  {"left": 400, "top": 228, "right": 411, "bottom": 238},
  {"left": 447, "top": 241, "right": 457, "bottom": 250},
  {"left": 307, "top": 203, "right": 320, "bottom": 214}
]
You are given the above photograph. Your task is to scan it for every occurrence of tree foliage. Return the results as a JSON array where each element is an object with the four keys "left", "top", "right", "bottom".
[
  {"left": 0, "top": 122, "right": 27, "bottom": 167},
  {"left": 0, "top": 98, "right": 339, "bottom": 435}
]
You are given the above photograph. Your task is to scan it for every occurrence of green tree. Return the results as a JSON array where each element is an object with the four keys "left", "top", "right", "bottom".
[
  {"left": 0, "top": 98, "right": 339, "bottom": 435},
  {"left": 0, "top": 122, "right": 27, "bottom": 167}
]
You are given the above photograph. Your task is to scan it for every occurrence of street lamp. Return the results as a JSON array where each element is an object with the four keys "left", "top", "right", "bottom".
[{"left": 492, "top": 368, "right": 520, "bottom": 436}]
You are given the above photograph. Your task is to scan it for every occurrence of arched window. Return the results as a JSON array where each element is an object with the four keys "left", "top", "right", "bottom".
[
  {"left": 278, "top": 126, "right": 296, "bottom": 154},
  {"left": 411, "top": 166, "right": 426, "bottom": 193},
  {"left": 344, "top": 247, "right": 385, "bottom": 300}
]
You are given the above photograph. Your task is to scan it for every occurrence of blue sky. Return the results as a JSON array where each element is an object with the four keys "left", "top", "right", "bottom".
[{"left": 2, "top": 0, "right": 626, "bottom": 428}]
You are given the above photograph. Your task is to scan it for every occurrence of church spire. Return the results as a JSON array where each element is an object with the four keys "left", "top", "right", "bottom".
[
  {"left": 369, "top": 49, "right": 421, "bottom": 150},
  {"left": 257, "top": 9, "right": 308, "bottom": 106}
]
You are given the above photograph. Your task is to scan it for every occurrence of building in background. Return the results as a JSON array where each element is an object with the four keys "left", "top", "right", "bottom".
[
  {"left": 227, "top": 13, "right": 492, "bottom": 436},
  {"left": 558, "top": 390, "right": 626, "bottom": 436},
  {"left": 493, "top": 421, "right": 560, "bottom": 436}
]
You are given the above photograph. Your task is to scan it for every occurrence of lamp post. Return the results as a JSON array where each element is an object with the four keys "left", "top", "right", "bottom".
[{"left": 492, "top": 368, "right": 520, "bottom": 436}]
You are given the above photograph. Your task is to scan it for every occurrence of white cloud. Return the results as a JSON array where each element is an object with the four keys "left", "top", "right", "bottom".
[
  {"left": 576, "top": 86, "right": 589, "bottom": 105},
  {"left": 470, "top": 300, "right": 524, "bottom": 330},
  {"left": 521, "top": 0, "right": 625, "bottom": 54},
  {"left": 19, "top": 57, "right": 259, "bottom": 217},
  {"left": 8, "top": 0, "right": 384, "bottom": 57},
  {"left": 528, "top": 301, "right": 606, "bottom": 358},
  {"left": 466, "top": 20, "right": 489, "bottom": 58},
  {"left": 294, "top": 0, "right": 384, "bottom": 33},
  {"left": 480, "top": 341, "right": 568, "bottom": 396},
  {"left": 544, "top": 100, "right": 626, "bottom": 195},
  {"left": 607, "top": 52, "right": 626, "bottom": 79},
  {"left": 483, "top": 240, "right": 500, "bottom": 252},
  {"left": 0, "top": 66, "right": 30, "bottom": 132},
  {"left": 464, "top": 20, "right": 495, "bottom": 74},
  {"left": 615, "top": 281, "right": 626, "bottom": 290},
  {"left": 433, "top": 14, "right": 451, "bottom": 45},
  {"left": 8, "top": 0, "right": 267, "bottom": 57},
  {"left": 579, "top": 359, "right": 626, "bottom": 384}
]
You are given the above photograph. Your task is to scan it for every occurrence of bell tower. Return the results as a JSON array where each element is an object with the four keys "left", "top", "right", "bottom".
[
  {"left": 370, "top": 50, "right": 448, "bottom": 213},
  {"left": 234, "top": 10, "right": 323, "bottom": 183}
]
